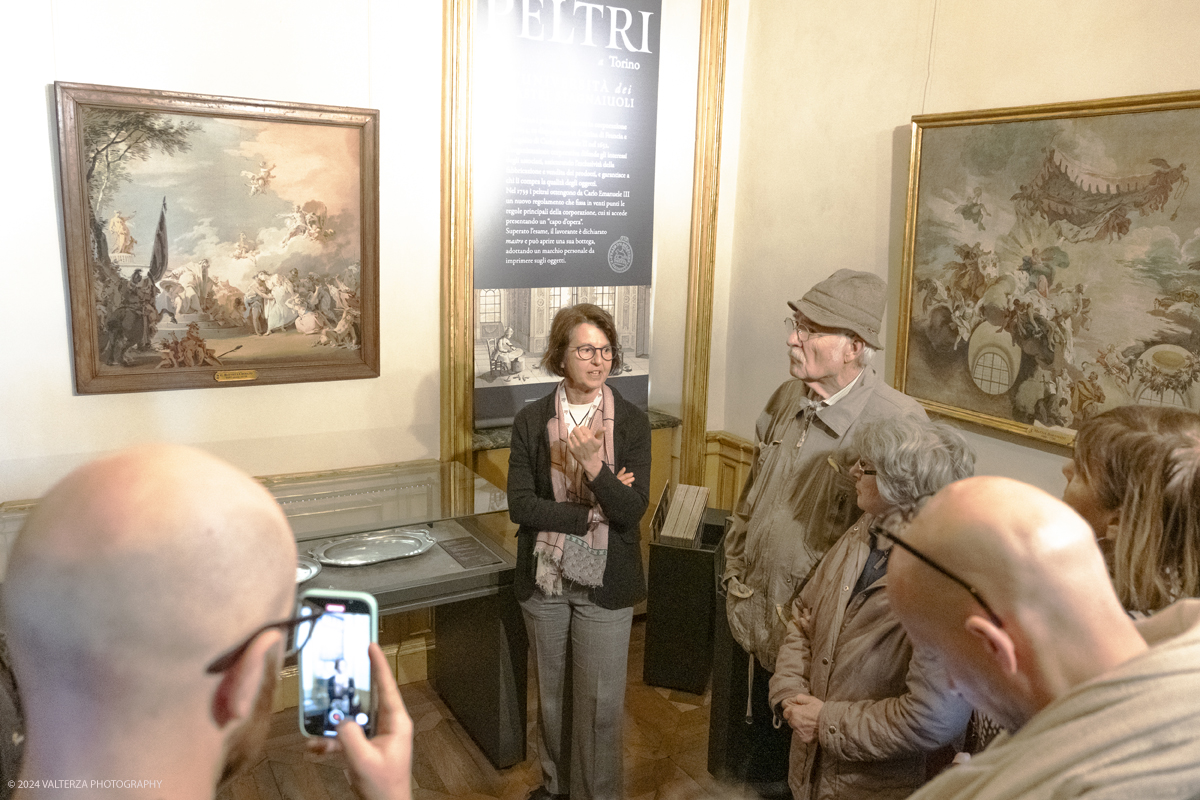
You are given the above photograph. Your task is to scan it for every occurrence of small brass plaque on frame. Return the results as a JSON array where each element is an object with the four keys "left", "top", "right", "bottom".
[{"left": 215, "top": 370, "right": 258, "bottom": 383}]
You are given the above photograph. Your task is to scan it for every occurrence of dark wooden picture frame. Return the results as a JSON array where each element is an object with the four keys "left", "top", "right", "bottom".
[
  {"left": 55, "top": 81, "right": 379, "bottom": 394},
  {"left": 897, "top": 90, "right": 1200, "bottom": 446}
]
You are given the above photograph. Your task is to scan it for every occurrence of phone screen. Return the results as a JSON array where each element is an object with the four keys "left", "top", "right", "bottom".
[{"left": 298, "top": 594, "right": 376, "bottom": 738}]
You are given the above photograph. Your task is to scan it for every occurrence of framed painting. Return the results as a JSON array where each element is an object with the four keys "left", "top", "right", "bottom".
[
  {"left": 55, "top": 81, "right": 379, "bottom": 394},
  {"left": 896, "top": 90, "right": 1200, "bottom": 446}
]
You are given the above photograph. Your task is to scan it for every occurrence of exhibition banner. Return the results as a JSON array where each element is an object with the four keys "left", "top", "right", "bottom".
[
  {"left": 473, "top": 0, "right": 661, "bottom": 425},
  {"left": 474, "top": 0, "right": 660, "bottom": 289}
]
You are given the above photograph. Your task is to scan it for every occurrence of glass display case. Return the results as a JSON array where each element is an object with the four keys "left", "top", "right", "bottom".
[
  {"left": 1, "top": 460, "right": 517, "bottom": 606},
  {"left": 263, "top": 459, "right": 527, "bottom": 767},
  {"left": 264, "top": 459, "right": 507, "bottom": 540},
  {"left": 265, "top": 460, "right": 517, "bottom": 613}
]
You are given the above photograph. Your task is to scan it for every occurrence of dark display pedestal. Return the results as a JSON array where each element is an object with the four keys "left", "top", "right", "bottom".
[
  {"left": 642, "top": 509, "right": 727, "bottom": 695},
  {"left": 708, "top": 589, "right": 750, "bottom": 781},
  {"left": 431, "top": 586, "right": 528, "bottom": 768},
  {"left": 642, "top": 541, "right": 716, "bottom": 694}
]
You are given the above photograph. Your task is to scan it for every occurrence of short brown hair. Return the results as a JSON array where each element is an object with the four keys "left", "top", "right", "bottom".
[
  {"left": 541, "top": 303, "right": 623, "bottom": 377},
  {"left": 1074, "top": 405, "right": 1200, "bottom": 612}
]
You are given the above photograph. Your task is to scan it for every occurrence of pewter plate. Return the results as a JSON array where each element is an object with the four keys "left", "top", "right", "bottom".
[
  {"left": 308, "top": 528, "right": 436, "bottom": 567},
  {"left": 296, "top": 555, "right": 322, "bottom": 583}
]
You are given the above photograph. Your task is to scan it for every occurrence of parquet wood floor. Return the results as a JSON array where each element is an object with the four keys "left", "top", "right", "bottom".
[{"left": 219, "top": 619, "right": 752, "bottom": 800}]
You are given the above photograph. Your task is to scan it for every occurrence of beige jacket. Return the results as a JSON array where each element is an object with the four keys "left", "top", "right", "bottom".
[
  {"left": 908, "top": 599, "right": 1200, "bottom": 800},
  {"left": 770, "top": 515, "right": 971, "bottom": 800},
  {"left": 722, "top": 368, "right": 926, "bottom": 670}
]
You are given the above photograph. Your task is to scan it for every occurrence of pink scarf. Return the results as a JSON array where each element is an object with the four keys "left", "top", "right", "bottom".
[{"left": 533, "top": 382, "right": 616, "bottom": 594}]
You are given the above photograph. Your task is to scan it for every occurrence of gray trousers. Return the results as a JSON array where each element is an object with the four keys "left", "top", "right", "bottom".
[{"left": 520, "top": 584, "right": 633, "bottom": 800}]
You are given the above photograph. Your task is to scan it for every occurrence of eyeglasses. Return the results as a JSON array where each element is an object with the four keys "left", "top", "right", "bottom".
[
  {"left": 784, "top": 317, "right": 845, "bottom": 342},
  {"left": 205, "top": 598, "right": 327, "bottom": 674},
  {"left": 572, "top": 344, "right": 614, "bottom": 361},
  {"left": 871, "top": 524, "right": 1003, "bottom": 628},
  {"left": 852, "top": 458, "right": 877, "bottom": 476}
]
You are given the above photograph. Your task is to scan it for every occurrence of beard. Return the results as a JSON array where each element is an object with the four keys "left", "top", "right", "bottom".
[{"left": 217, "top": 665, "right": 278, "bottom": 787}]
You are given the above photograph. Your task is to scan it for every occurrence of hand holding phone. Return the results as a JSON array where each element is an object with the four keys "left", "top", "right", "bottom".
[
  {"left": 298, "top": 588, "right": 378, "bottom": 738},
  {"left": 307, "top": 642, "right": 414, "bottom": 800}
]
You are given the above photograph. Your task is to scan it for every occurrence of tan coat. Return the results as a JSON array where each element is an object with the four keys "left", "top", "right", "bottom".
[
  {"left": 907, "top": 600, "right": 1200, "bottom": 800},
  {"left": 722, "top": 367, "right": 926, "bottom": 670},
  {"left": 770, "top": 516, "right": 971, "bottom": 800}
]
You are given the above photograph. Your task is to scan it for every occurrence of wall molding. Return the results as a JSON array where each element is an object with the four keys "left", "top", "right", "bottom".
[
  {"left": 679, "top": 0, "right": 731, "bottom": 486},
  {"left": 440, "top": 0, "right": 475, "bottom": 465},
  {"left": 702, "top": 429, "right": 753, "bottom": 513}
]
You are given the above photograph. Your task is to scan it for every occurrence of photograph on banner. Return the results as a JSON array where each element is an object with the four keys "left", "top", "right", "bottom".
[
  {"left": 473, "top": 285, "right": 650, "bottom": 427},
  {"left": 474, "top": 285, "right": 650, "bottom": 386}
]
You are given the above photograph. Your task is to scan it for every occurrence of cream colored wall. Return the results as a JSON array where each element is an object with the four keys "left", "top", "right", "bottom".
[
  {"left": 15, "top": 1, "right": 1189, "bottom": 502},
  {"left": 646, "top": 0, "right": 701, "bottom": 418},
  {"left": 2, "top": 0, "right": 704, "bottom": 501},
  {"left": 718, "top": 0, "right": 1200, "bottom": 495},
  {"left": 2, "top": 1, "right": 444, "bottom": 499}
]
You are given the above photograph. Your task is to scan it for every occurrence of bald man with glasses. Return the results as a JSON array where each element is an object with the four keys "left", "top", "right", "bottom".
[
  {"left": 2, "top": 444, "right": 412, "bottom": 800},
  {"left": 887, "top": 476, "right": 1200, "bottom": 800}
]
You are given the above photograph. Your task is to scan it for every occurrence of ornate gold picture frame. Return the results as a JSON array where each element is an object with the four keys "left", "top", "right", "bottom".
[
  {"left": 897, "top": 90, "right": 1200, "bottom": 445},
  {"left": 55, "top": 81, "right": 379, "bottom": 394}
]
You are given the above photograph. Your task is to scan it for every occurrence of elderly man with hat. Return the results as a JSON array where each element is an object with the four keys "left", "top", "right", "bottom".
[{"left": 718, "top": 269, "right": 926, "bottom": 795}]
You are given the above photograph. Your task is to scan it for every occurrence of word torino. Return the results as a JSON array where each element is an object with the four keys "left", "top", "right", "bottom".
[{"left": 488, "top": 0, "right": 655, "bottom": 53}]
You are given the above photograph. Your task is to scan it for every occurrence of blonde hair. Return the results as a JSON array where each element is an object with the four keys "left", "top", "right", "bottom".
[{"left": 1074, "top": 405, "right": 1200, "bottom": 612}]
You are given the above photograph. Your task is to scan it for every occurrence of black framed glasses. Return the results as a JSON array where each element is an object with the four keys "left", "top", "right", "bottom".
[
  {"left": 872, "top": 524, "right": 1003, "bottom": 628},
  {"left": 572, "top": 344, "right": 614, "bottom": 361},
  {"left": 205, "top": 597, "right": 326, "bottom": 674},
  {"left": 784, "top": 317, "right": 845, "bottom": 342}
]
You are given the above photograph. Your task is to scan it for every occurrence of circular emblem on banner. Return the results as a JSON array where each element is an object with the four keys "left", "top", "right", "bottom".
[{"left": 608, "top": 236, "right": 633, "bottom": 274}]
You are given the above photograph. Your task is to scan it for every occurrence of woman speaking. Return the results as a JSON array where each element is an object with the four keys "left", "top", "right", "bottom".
[{"left": 507, "top": 303, "right": 651, "bottom": 800}]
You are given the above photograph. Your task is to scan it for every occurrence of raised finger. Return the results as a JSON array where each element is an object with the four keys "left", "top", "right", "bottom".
[{"left": 368, "top": 642, "right": 410, "bottom": 736}]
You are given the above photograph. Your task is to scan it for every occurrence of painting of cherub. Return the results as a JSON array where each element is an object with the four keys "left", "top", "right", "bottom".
[
  {"left": 56, "top": 82, "right": 378, "bottom": 393},
  {"left": 898, "top": 91, "right": 1200, "bottom": 444}
]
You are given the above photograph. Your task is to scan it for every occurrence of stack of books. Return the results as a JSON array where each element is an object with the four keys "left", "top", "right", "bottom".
[{"left": 649, "top": 483, "right": 710, "bottom": 548}]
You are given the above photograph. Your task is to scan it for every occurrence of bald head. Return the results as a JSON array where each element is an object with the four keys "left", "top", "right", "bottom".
[
  {"left": 3, "top": 444, "right": 296, "bottom": 714},
  {"left": 886, "top": 477, "right": 1146, "bottom": 730}
]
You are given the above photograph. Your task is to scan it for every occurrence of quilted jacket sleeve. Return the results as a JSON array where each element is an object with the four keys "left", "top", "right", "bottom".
[{"left": 817, "top": 644, "right": 971, "bottom": 761}]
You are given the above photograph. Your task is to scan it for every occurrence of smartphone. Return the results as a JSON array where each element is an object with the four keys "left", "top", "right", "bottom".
[{"left": 297, "top": 588, "right": 379, "bottom": 738}]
